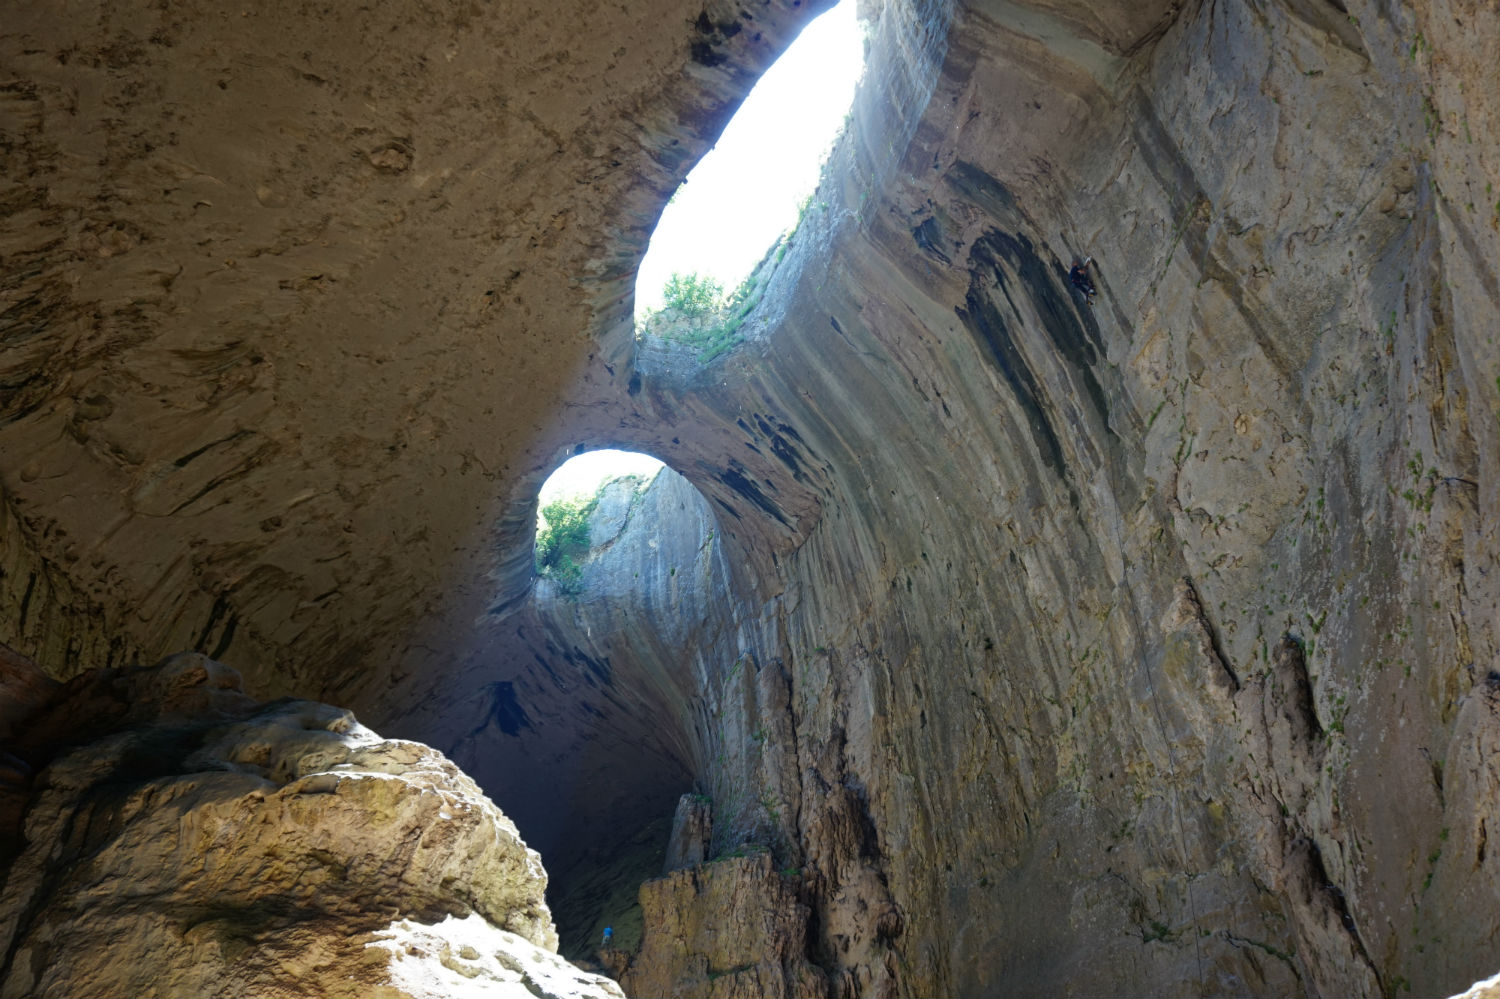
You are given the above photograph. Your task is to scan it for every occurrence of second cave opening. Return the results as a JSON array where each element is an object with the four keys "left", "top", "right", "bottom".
[{"left": 528, "top": 452, "right": 742, "bottom": 954}]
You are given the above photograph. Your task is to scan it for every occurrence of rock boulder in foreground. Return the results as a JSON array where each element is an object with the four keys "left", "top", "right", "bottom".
[{"left": 0, "top": 651, "right": 623, "bottom": 999}]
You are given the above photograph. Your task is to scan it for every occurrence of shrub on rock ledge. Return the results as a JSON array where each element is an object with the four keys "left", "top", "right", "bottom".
[
  {"left": 637, "top": 270, "right": 763, "bottom": 364},
  {"left": 535, "top": 494, "right": 598, "bottom": 596}
]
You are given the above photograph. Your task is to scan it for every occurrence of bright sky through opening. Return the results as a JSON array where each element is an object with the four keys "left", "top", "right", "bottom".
[
  {"left": 538, "top": 3, "right": 863, "bottom": 517},
  {"left": 634, "top": 0, "right": 864, "bottom": 314},
  {"left": 539, "top": 450, "right": 666, "bottom": 508}
]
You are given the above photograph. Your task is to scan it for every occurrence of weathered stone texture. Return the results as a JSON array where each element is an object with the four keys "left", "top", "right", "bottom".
[
  {"left": 0, "top": 654, "right": 619, "bottom": 998},
  {"left": 1, "top": 0, "right": 1498, "bottom": 996},
  {"left": 507, "top": 0, "right": 1499, "bottom": 995},
  {"left": 0, "top": 0, "right": 833, "bottom": 695},
  {"left": 621, "top": 853, "right": 830, "bottom": 999},
  {"left": 665, "top": 793, "right": 714, "bottom": 872}
]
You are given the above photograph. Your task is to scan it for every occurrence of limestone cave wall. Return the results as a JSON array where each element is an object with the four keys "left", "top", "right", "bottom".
[
  {"left": 658, "top": 0, "right": 1500, "bottom": 992},
  {"left": 2, "top": 0, "right": 1497, "bottom": 996},
  {"left": 477, "top": 0, "right": 1500, "bottom": 994}
]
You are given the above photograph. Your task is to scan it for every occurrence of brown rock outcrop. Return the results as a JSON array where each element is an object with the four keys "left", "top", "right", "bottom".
[
  {"left": 507, "top": 0, "right": 1500, "bottom": 994},
  {"left": 0, "top": 654, "right": 620, "bottom": 999},
  {"left": 664, "top": 793, "right": 714, "bottom": 873},
  {"left": 622, "top": 853, "right": 827, "bottom": 999}
]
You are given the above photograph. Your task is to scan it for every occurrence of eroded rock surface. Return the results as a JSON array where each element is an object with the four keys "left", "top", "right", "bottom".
[
  {"left": 492, "top": 0, "right": 1500, "bottom": 995},
  {"left": 621, "top": 853, "right": 828, "bottom": 999},
  {"left": 0, "top": 0, "right": 1497, "bottom": 995},
  {"left": 0, "top": 654, "right": 620, "bottom": 999},
  {"left": 664, "top": 793, "right": 714, "bottom": 873}
]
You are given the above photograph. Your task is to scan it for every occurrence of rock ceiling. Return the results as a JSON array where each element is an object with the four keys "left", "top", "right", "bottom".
[{"left": 3, "top": 0, "right": 1499, "bottom": 994}]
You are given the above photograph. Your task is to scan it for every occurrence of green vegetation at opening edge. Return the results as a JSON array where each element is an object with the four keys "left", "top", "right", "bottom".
[
  {"left": 534, "top": 473, "right": 655, "bottom": 597},
  {"left": 637, "top": 271, "right": 760, "bottom": 364},
  {"left": 637, "top": 198, "right": 819, "bottom": 363},
  {"left": 534, "top": 493, "right": 598, "bottom": 597}
]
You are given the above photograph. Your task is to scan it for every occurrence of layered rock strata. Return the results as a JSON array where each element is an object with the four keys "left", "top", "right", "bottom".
[
  {"left": 0, "top": 0, "right": 1497, "bottom": 996},
  {"left": 0, "top": 0, "right": 836, "bottom": 687},
  {"left": 492, "top": 1, "right": 1500, "bottom": 994},
  {"left": 620, "top": 853, "right": 830, "bottom": 999},
  {"left": 0, "top": 652, "right": 621, "bottom": 999}
]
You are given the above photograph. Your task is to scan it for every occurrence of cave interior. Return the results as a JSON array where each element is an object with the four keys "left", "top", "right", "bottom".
[{"left": 1, "top": 0, "right": 1498, "bottom": 996}]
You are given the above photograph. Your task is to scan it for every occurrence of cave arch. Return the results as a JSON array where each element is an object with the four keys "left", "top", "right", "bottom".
[
  {"left": 413, "top": 0, "right": 961, "bottom": 963},
  {"left": 532, "top": 449, "right": 666, "bottom": 598},
  {"left": 525, "top": 450, "right": 747, "bottom": 952},
  {"left": 631, "top": 0, "right": 865, "bottom": 369},
  {"left": 455, "top": 0, "right": 962, "bottom": 957}
]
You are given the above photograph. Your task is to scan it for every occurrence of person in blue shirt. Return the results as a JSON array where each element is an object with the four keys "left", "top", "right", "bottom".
[{"left": 601, "top": 926, "right": 613, "bottom": 949}]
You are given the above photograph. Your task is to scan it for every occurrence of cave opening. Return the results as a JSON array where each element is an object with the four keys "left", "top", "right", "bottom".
[
  {"left": 631, "top": 0, "right": 864, "bottom": 364},
  {"left": 533, "top": 449, "right": 666, "bottom": 598},
  {"left": 516, "top": 0, "right": 945, "bottom": 963},
  {"left": 528, "top": 448, "right": 738, "bottom": 956}
]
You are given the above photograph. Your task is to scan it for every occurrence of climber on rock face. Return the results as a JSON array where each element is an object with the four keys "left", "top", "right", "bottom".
[
  {"left": 1069, "top": 256, "right": 1097, "bottom": 305},
  {"left": 601, "top": 926, "right": 613, "bottom": 949}
]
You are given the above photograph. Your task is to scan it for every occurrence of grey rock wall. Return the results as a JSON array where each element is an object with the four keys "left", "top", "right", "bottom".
[
  {"left": 486, "top": 1, "right": 1500, "bottom": 995},
  {"left": 1, "top": 0, "right": 1497, "bottom": 996}
]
